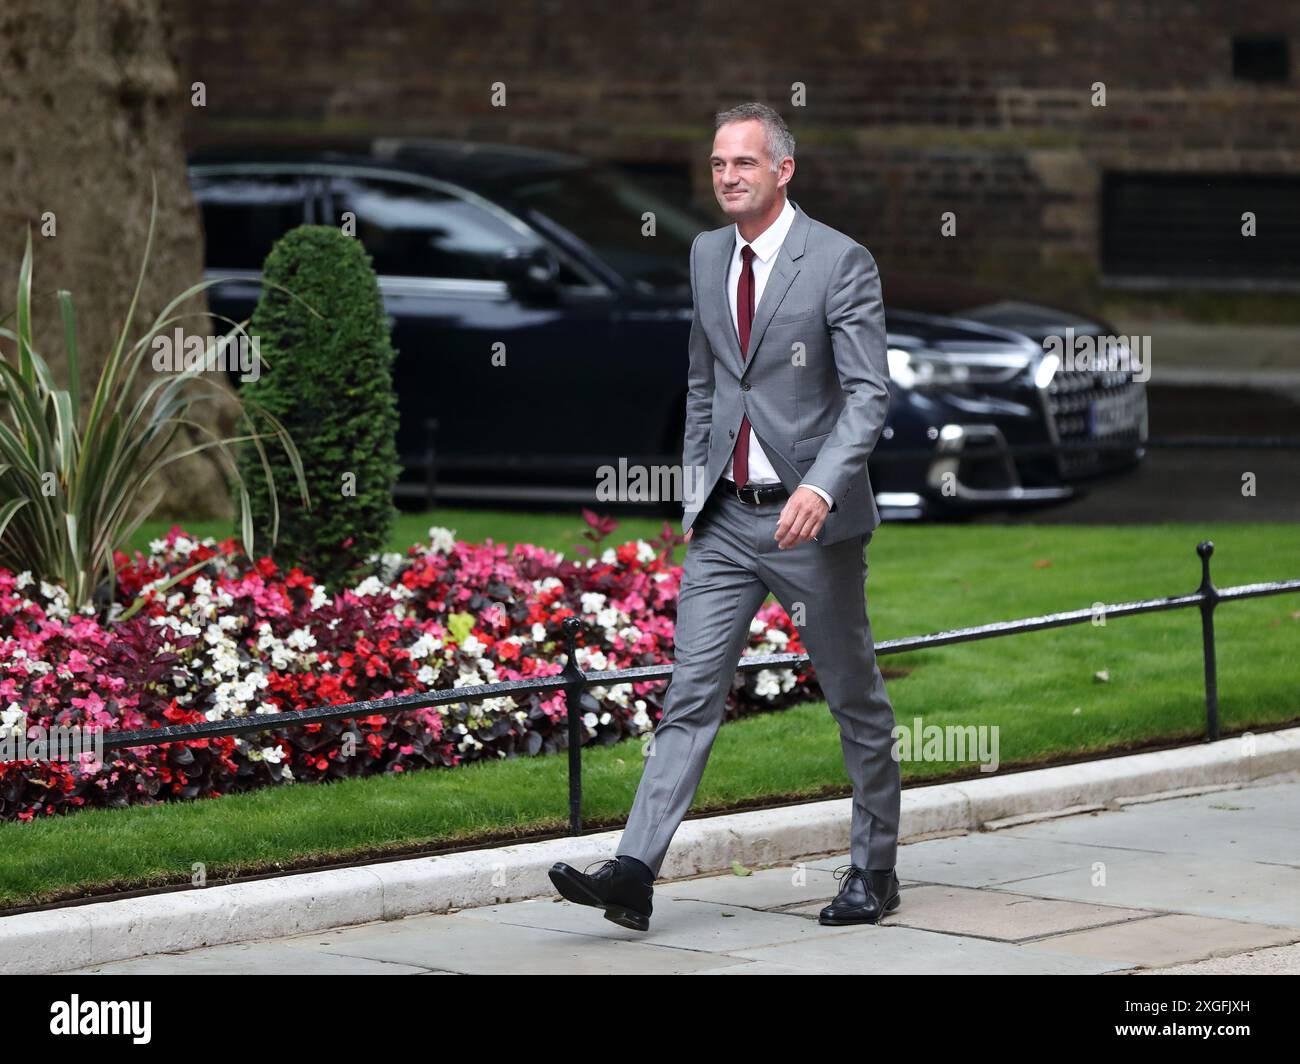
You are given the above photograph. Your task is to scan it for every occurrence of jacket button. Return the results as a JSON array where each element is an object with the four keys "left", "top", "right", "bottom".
[
  {"left": 728, "top": 429, "right": 735, "bottom": 438},
  {"left": 741, "top": 382, "right": 751, "bottom": 391}
]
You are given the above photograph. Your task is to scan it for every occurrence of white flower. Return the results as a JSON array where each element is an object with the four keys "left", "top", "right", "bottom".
[
  {"left": 427, "top": 526, "right": 458, "bottom": 555},
  {"left": 531, "top": 622, "right": 548, "bottom": 642},
  {"left": 1, "top": 703, "right": 25, "bottom": 738},
  {"left": 754, "top": 669, "right": 783, "bottom": 699},
  {"left": 309, "top": 585, "right": 328, "bottom": 610},
  {"left": 409, "top": 632, "right": 443, "bottom": 659},
  {"left": 581, "top": 592, "right": 607, "bottom": 614},
  {"left": 286, "top": 627, "right": 317, "bottom": 652},
  {"left": 351, "top": 575, "right": 386, "bottom": 598}
]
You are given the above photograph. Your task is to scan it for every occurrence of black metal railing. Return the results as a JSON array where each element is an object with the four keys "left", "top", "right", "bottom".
[{"left": 71, "top": 540, "right": 1300, "bottom": 833}]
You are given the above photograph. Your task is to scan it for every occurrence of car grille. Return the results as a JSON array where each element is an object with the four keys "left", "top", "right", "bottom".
[{"left": 1045, "top": 368, "right": 1147, "bottom": 477}]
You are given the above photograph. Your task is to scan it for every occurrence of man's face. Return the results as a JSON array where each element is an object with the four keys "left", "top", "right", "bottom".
[{"left": 711, "top": 118, "right": 792, "bottom": 221}]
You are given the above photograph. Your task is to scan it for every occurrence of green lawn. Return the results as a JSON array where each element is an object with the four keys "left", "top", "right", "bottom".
[{"left": 2, "top": 515, "right": 1296, "bottom": 910}]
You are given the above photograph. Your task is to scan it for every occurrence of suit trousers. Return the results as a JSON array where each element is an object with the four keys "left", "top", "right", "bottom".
[{"left": 616, "top": 484, "right": 901, "bottom": 878}]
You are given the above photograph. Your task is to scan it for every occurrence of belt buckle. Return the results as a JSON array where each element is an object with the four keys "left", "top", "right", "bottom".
[{"left": 734, "top": 482, "right": 748, "bottom": 503}]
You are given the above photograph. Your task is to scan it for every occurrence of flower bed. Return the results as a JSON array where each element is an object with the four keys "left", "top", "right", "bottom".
[{"left": 0, "top": 516, "right": 814, "bottom": 822}]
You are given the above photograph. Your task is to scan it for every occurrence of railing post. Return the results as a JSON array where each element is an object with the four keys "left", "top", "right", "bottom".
[
  {"left": 560, "top": 616, "right": 587, "bottom": 834},
  {"left": 1196, "top": 540, "right": 1220, "bottom": 742}
]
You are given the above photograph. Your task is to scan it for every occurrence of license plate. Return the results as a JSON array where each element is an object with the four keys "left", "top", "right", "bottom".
[{"left": 1088, "top": 392, "right": 1144, "bottom": 437}]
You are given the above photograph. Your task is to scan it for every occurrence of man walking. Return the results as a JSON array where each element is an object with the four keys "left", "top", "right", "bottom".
[{"left": 549, "top": 102, "right": 901, "bottom": 931}]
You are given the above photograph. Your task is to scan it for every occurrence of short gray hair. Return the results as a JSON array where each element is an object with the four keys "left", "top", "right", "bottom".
[{"left": 713, "top": 102, "right": 796, "bottom": 172}]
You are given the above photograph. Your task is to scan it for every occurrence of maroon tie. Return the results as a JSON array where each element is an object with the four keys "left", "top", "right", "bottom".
[{"left": 733, "top": 244, "right": 756, "bottom": 489}]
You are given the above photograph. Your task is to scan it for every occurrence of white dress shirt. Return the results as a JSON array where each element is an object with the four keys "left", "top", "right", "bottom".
[{"left": 723, "top": 196, "right": 833, "bottom": 509}]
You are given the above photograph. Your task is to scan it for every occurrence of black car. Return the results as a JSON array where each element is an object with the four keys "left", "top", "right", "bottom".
[{"left": 189, "top": 138, "right": 1147, "bottom": 518}]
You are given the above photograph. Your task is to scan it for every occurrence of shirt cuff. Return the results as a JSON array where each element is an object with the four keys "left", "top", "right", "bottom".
[{"left": 800, "top": 482, "right": 834, "bottom": 509}]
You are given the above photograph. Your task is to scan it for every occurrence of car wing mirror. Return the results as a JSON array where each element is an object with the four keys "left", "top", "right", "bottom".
[{"left": 495, "top": 245, "right": 560, "bottom": 297}]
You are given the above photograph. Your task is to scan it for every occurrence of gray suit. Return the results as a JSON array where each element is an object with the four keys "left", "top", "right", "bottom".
[{"left": 616, "top": 198, "right": 901, "bottom": 877}]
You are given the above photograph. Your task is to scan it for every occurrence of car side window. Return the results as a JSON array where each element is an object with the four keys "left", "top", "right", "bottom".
[
  {"left": 192, "top": 172, "right": 310, "bottom": 270},
  {"left": 326, "top": 175, "right": 539, "bottom": 281}
]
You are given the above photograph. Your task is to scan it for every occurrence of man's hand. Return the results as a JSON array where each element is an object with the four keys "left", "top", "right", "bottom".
[
  {"left": 684, "top": 528, "right": 694, "bottom": 544},
  {"left": 775, "top": 487, "right": 829, "bottom": 549}
]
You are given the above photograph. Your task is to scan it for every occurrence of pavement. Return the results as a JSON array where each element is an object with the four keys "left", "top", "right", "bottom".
[{"left": 60, "top": 770, "right": 1300, "bottom": 975}]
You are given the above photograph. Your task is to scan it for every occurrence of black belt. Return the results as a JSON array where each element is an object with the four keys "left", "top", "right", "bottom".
[{"left": 718, "top": 479, "right": 790, "bottom": 505}]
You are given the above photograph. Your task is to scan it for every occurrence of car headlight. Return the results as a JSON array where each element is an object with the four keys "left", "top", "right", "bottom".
[{"left": 887, "top": 346, "right": 1037, "bottom": 389}]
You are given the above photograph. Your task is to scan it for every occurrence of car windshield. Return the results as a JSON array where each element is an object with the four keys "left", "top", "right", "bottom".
[{"left": 508, "top": 166, "right": 718, "bottom": 292}]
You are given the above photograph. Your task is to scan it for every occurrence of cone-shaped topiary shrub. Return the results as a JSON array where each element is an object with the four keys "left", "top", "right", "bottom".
[{"left": 235, "top": 225, "right": 400, "bottom": 586}]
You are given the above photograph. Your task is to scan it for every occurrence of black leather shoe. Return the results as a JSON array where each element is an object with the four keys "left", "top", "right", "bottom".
[
  {"left": 548, "top": 857, "right": 654, "bottom": 932},
  {"left": 818, "top": 865, "right": 900, "bottom": 926}
]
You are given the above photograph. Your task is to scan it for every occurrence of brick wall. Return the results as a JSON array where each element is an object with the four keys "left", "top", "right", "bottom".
[{"left": 172, "top": 0, "right": 1300, "bottom": 293}]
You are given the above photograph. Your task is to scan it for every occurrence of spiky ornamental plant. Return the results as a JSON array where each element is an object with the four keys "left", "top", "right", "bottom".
[
  {"left": 0, "top": 177, "right": 308, "bottom": 618},
  {"left": 235, "top": 225, "right": 400, "bottom": 588}
]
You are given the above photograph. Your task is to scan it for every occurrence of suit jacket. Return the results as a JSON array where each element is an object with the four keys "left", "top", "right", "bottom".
[{"left": 681, "top": 197, "right": 891, "bottom": 546}]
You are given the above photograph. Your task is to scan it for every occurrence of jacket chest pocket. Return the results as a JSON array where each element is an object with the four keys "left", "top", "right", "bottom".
[{"left": 769, "top": 307, "right": 818, "bottom": 326}]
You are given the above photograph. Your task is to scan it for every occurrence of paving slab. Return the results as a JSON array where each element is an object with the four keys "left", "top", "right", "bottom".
[
  {"left": 806, "top": 831, "right": 1153, "bottom": 889},
  {"left": 1135, "top": 940, "right": 1300, "bottom": 975},
  {"left": 61, "top": 940, "right": 431, "bottom": 976},
  {"left": 273, "top": 914, "right": 750, "bottom": 975},
  {"left": 1020, "top": 913, "right": 1300, "bottom": 969},
  {"left": 995, "top": 851, "right": 1300, "bottom": 927},
  {"left": 656, "top": 862, "right": 845, "bottom": 908},
  {"left": 787, "top": 883, "right": 1153, "bottom": 941},
  {"left": 724, "top": 924, "right": 1132, "bottom": 974},
  {"left": 996, "top": 787, "right": 1300, "bottom": 867},
  {"left": 688, "top": 961, "right": 826, "bottom": 975},
  {"left": 445, "top": 894, "right": 852, "bottom": 953}
]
